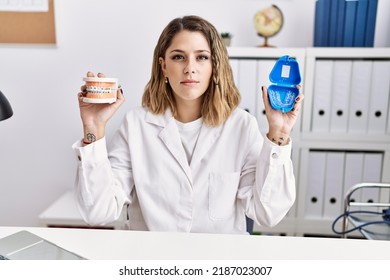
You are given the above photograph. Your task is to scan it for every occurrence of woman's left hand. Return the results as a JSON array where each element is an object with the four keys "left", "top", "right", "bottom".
[{"left": 261, "top": 85, "right": 304, "bottom": 146}]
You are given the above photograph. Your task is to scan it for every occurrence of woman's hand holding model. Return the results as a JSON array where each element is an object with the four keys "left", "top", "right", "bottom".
[
  {"left": 262, "top": 85, "right": 304, "bottom": 146},
  {"left": 78, "top": 71, "right": 125, "bottom": 144}
]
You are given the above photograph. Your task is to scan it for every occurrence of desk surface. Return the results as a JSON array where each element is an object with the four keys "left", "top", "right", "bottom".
[
  {"left": 1, "top": 226, "right": 389, "bottom": 260},
  {"left": 38, "top": 190, "right": 125, "bottom": 229}
]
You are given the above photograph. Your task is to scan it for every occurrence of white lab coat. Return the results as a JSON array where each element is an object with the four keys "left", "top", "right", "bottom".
[{"left": 73, "top": 107, "right": 295, "bottom": 234}]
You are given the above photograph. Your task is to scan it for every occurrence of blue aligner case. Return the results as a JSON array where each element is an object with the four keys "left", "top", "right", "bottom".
[{"left": 268, "top": 55, "right": 301, "bottom": 113}]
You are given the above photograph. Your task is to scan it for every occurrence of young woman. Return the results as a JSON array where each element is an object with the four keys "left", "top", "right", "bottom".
[{"left": 74, "top": 15, "right": 303, "bottom": 234}]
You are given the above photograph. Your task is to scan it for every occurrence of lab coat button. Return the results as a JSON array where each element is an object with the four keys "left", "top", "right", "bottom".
[{"left": 271, "top": 153, "right": 278, "bottom": 159}]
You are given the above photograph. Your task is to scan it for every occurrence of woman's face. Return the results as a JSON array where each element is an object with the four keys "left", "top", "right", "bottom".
[{"left": 160, "top": 30, "right": 212, "bottom": 105}]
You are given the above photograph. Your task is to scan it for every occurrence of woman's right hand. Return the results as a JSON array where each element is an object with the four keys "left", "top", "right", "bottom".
[{"left": 78, "top": 71, "right": 125, "bottom": 144}]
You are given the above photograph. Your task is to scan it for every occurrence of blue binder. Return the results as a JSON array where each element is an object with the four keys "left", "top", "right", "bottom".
[
  {"left": 335, "top": 0, "right": 346, "bottom": 46},
  {"left": 328, "top": 0, "right": 340, "bottom": 46},
  {"left": 364, "top": 0, "right": 378, "bottom": 46},
  {"left": 354, "top": 0, "right": 369, "bottom": 47},
  {"left": 314, "top": 0, "right": 378, "bottom": 47},
  {"left": 343, "top": 0, "right": 358, "bottom": 47},
  {"left": 314, "top": 0, "right": 331, "bottom": 46}
]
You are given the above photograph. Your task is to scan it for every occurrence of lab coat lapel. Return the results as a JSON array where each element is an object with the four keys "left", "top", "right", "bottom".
[
  {"left": 146, "top": 110, "right": 193, "bottom": 186},
  {"left": 190, "top": 123, "right": 223, "bottom": 167}
]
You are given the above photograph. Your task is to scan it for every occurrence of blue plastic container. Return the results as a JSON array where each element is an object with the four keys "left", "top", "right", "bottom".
[{"left": 268, "top": 55, "right": 301, "bottom": 113}]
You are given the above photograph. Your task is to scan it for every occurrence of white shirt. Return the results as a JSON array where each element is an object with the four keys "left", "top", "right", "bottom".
[
  {"left": 73, "top": 107, "right": 296, "bottom": 234},
  {"left": 175, "top": 118, "right": 203, "bottom": 164}
]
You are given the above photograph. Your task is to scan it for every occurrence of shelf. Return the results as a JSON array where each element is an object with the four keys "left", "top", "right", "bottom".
[
  {"left": 306, "top": 47, "right": 390, "bottom": 58},
  {"left": 227, "top": 47, "right": 305, "bottom": 59}
]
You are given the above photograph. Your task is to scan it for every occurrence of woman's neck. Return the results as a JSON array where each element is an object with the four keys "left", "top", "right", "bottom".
[{"left": 174, "top": 98, "right": 203, "bottom": 123}]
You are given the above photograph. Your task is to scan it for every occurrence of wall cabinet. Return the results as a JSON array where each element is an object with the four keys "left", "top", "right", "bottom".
[{"left": 228, "top": 47, "right": 390, "bottom": 236}]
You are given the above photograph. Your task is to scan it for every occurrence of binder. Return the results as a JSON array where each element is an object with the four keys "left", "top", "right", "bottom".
[
  {"left": 305, "top": 151, "right": 326, "bottom": 218},
  {"left": 237, "top": 59, "right": 258, "bottom": 116},
  {"left": 314, "top": 0, "right": 378, "bottom": 47},
  {"left": 354, "top": 0, "right": 369, "bottom": 47},
  {"left": 361, "top": 152, "right": 383, "bottom": 203},
  {"left": 256, "top": 59, "right": 276, "bottom": 134},
  {"left": 323, "top": 152, "right": 345, "bottom": 219},
  {"left": 328, "top": 0, "right": 340, "bottom": 46},
  {"left": 367, "top": 60, "right": 390, "bottom": 134},
  {"left": 329, "top": 60, "right": 352, "bottom": 133},
  {"left": 314, "top": 0, "right": 331, "bottom": 46},
  {"left": 343, "top": 152, "right": 364, "bottom": 204},
  {"left": 335, "top": 0, "right": 346, "bottom": 46},
  {"left": 364, "top": 0, "right": 378, "bottom": 47},
  {"left": 343, "top": 0, "right": 358, "bottom": 47},
  {"left": 311, "top": 60, "right": 333, "bottom": 132},
  {"left": 347, "top": 60, "right": 372, "bottom": 133}
]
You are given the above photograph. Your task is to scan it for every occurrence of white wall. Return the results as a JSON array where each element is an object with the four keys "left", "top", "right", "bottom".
[{"left": 0, "top": 0, "right": 389, "bottom": 227}]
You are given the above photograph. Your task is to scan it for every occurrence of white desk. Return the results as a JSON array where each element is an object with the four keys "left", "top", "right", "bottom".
[
  {"left": 1, "top": 226, "right": 389, "bottom": 260},
  {"left": 38, "top": 190, "right": 126, "bottom": 229}
]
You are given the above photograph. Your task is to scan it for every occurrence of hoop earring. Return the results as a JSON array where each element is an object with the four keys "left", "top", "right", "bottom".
[{"left": 165, "top": 77, "right": 168, "bottom": 84}]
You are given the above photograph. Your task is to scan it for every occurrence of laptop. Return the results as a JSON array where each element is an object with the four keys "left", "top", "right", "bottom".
[{"left": 0, "top": 230, "right": 86, "bottom": 260}]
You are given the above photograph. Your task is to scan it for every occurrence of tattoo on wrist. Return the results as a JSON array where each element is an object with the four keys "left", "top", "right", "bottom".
[
  {"left": 271, "top": 136, "right": 286, "bottom": 146},
  {"left": 86, "top": 133, "right": 96, "bottom": 143}
]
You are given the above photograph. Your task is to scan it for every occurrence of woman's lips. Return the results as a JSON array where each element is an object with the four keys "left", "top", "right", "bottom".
[{"left": 181, "top": 79, "right": 199, "bottom": 85}]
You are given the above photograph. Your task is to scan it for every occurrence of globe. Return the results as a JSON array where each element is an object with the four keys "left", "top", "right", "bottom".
[{"left": 254, "top": 5, "right": 284, "bottom": 47}]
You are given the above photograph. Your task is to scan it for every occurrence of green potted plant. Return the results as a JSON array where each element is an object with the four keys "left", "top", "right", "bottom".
[{"left": 220, "top": 32, "right": 232, "bottom": 47}]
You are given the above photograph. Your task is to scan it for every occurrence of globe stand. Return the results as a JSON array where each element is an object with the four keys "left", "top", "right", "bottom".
[{"left": 258, "top": 35, "right": 276, "bottom": 48}]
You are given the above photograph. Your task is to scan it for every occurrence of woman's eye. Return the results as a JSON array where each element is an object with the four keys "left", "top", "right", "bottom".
[
  {"left": 197, "top": 55, "right": 209, "bottom": 61},
  {"left": 172, "top": 55, "right": 184, "bottom": 61}
]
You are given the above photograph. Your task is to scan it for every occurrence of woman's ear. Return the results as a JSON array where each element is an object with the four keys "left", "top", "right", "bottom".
[{"left": 159, "top": 57, "right": 166, "bottom": 74}]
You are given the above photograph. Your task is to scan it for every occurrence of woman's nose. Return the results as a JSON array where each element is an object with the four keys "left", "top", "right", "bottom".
[{"left": 184, "top": 58, "right": 196, "bottom": 74}]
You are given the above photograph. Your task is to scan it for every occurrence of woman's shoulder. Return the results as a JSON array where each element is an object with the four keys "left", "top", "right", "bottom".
[
  {"left": 120, "top": 107, "right": 147, "bottom": 126},
  {"left": 223, "top": 108, "right": 261, "bottom": 141},
  {"left": 229, "top": 107, "right": 258, "bottom": 125},
  {"left": 124, "top": 106, "right": 169, "bottom": 126},
  {"left": 125, "top": 106, "right": 148, "bottom": 118}
]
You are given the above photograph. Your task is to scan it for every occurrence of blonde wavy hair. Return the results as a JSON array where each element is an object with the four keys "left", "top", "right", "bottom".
[{"left": 142, "top": 15, "right": 240, "bottom": 127}]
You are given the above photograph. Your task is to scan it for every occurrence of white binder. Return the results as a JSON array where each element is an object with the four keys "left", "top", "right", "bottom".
[
  {"left": 256, "top": 59, "right": 276, "bottom": 134},
  {"left": 311, "top": 60, "right": 333, "bottom": 132},
  {"left": 348, "top": 60, "right": 373, "bottom": 133},
  {"left": 229, "top": 59, "right": 239, "bottom": 86},
  {"left": 323, "top": 151, "right": 345, "bottom": 219},
  {"left": 237, "top": 59, "right": 258, "bottom": 116},
  {"left": 343, "top": 152, "right": 364, "bottom": 204},
  {"left": 361, "top": 152, "right": 383, "bottom": 203},
  {"left": 305, "top": 151, "right": 326, "bottom": 218},
  {"left": 329, "top": 60, "right": 352, "bottom": 133},
  {"left": 367, "top": 61, "right": 390, "bottom": 134}
]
